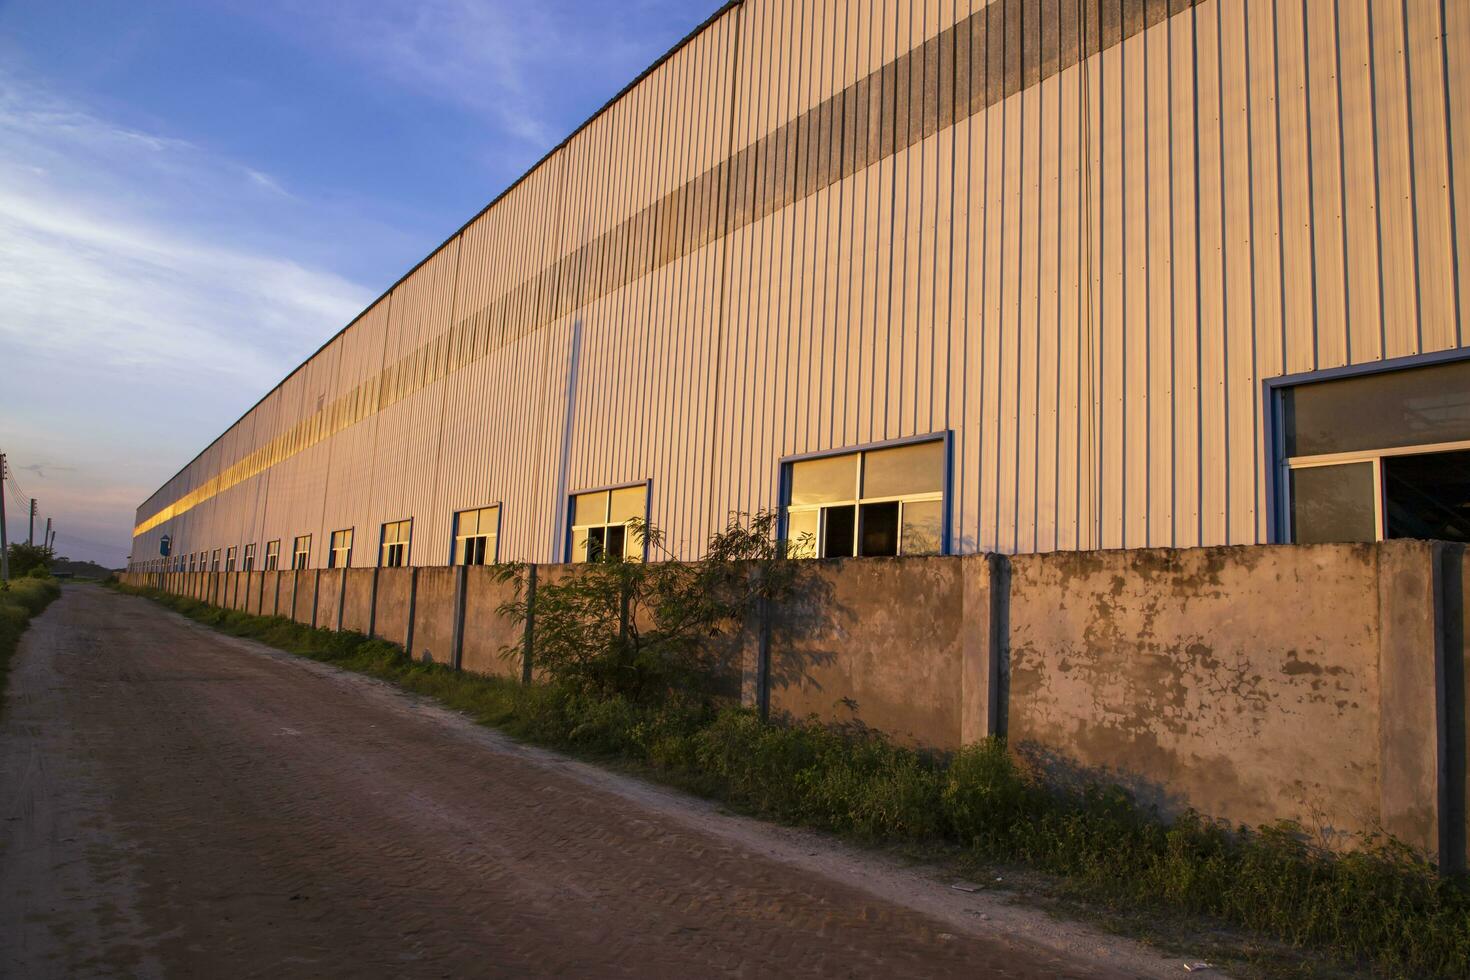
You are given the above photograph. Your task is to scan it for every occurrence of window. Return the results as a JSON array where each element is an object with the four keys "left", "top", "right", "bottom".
[
  {"left": 225, "top": 546, "right": 237, "bottom": 571},
  {"left": 292, "top": 535, "right": 311, "bottom": 570},
  {"left": 264, "top": 540, "right": 280, "bottom": 570},
  {"left": 211, "top": 549, "right": 220, "bottom": 571},
  {"left": 380, "top": 520, "right": 411, "bottom": 567},
  {"left": 188, "top": 553, "right": 197, "bottom": 573},
  {"left": 453, "top": 505, "right": 501, "bottom": 565},
  {"left": 242, "top": 543, "right": 256, "bottom": 571},
  {"left": 329, "top": 529, "right": 353, "bottom": 568},
  {"left": 783, "top": 439, "right": 946, "bottom": 558},
  {"left": 1279, "top": 358, "right": 1470, "bottom": 543},
  {"left": 570, "top": 485, "right": 647, "bottom": 562}
]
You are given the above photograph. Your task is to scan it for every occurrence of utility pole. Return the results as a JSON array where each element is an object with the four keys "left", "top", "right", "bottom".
[
  {"left": 28, "top": 498, "right": 36, "bottom": 546},
  {"left": 44, "top": 518, "right": 52, "bottom": 554},
  {"left": 0, "top": 453, "right": 9, "bottom": 581}
]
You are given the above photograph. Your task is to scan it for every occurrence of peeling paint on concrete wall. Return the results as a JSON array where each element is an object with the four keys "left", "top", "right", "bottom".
[{"left": 1007, "top": 544, "right": 1382, "bottom": 846}]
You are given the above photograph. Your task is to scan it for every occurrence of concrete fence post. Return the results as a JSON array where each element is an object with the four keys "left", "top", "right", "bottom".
[
  {"left": 450, "top": 563, "right": 468, "bottom": 671},
  {"left": 738, "top": 563, "right": 772, "bottom": 717},
  {"left": 405, "top": 567, "right": 419, "bottom": 653},
  {"left": 1377, "top": 540, "right": 1463, "bottom": 871},
  {"left": 336, "top": 568, "right": 347, "bottom": 631},
  {"left": 311, "top": 569, "right": 322, "bottom": 629},
  {"left": 960, "top": 554, "right": 1007, "bottom": 745},
  {"left": 367, "top": 567, "right": 380, "bottom": 638},
  {"left": 1439, "top": 543, "right": 1466, "bottom": 875},
  {"left": 521, "top": 564, "right": 538, "bottom": 685},
  {"left": 755, "top": 590, "right": 772, "bottom": 721},
  {"left": 272, "top": 571, "right": 282, "bottom": 617}
]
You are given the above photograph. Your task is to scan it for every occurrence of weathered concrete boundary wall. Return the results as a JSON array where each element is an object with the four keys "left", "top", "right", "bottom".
[
  {"left": 124, "top": 540, "right": 1469, "bottom": 868},
  {"left": 1007, "top": 546, "right": 1384, "bottom": 850},
  {"left": 460, "top": 567, "right": 522, "bottom": 678},
  {"left": 373, "top": 568, "right": 413, "bottom": 647},
  {"left": 766, "top": 556, "right": 997, "bottom": 749},
  {"left": 341, "top": 569, "right": 376, "bottom": 635},
  {"left": 410, "top": 567, "right": 458, "bottom": 667}
]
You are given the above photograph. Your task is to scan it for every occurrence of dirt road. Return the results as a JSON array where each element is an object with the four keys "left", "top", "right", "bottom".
[{"left": 1, "top": 587, "right": 1177, "bottom": 978}]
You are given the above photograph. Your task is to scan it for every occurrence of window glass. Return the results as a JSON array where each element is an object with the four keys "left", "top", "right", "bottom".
[
  {"left": 454, "top": 506, "right": 499, "bottom": 565},
  {"left": 858, "top": 501, "right": 900, "bottom": 556},
  {"left": 1290, "top": 463, "right": 1377, "bottom": 544},
  {"left": 570, "top": 486, "right": 646, "bottom": 562},
  {"left": 380, "top": 520, "right": 410, "bottom": 567},
  {"left": 785, "top": 509, "right": 819, "bottom": 559},
  {"left": 863, "top": 440, "right": 946, "bottom": 498},
  {"left": 790, "top": 454, "right": 859, "bottom": 506},
  {"left": 608, "top": 485, "right": 646, "bottom": 524},
  {"left": 1283, "top": 358, "right": 1470, "bottom": 457},
  {"left": 458, "top": 509, "right": 480, "bottom": 537},
  {"left": 573, "top": 491, "right": 608, "bottom": 526},
  {"left": 900, "top": 499, "right": 944, "bottom": 555}
]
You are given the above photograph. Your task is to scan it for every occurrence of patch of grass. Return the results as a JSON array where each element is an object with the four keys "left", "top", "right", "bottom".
[
  {"left": 0, "top": 575, "right": 63, "bottom": 707},
  {"left": 115, "top": 581, "right": 1470, "bottom": 978}
]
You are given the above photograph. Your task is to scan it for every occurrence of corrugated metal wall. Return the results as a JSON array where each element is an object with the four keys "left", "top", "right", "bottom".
[{"left": 131, "top": 0, "right": 1469, "bottom": 569}]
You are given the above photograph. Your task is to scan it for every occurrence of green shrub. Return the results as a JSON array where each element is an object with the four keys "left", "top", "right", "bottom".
[{"left": 492, "top": 512, "right": 795, "bottom": 703}]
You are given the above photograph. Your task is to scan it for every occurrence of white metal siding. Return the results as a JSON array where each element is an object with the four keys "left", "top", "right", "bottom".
[{"left": 130, "top": 0, "right": 1469, "bottom": 569}]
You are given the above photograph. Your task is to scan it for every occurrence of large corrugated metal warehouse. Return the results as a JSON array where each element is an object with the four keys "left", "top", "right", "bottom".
[{"left": 131, "top": 0, "right": 1470, "bottom": 575}]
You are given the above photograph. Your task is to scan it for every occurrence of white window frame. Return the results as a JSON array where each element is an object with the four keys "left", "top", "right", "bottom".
[
  {"left": 292, "top": 534, "right": 311, "bottom": 570},
  {"left": 1280, "top": 438, "right": 1470, "bottom": 543},
  {"left": 264, "top": 539, "right": 280, "bottom": 571},
  {"left": 380, "top": 519, "right": 411, "bottom": 568},
  {"left": 569, "top": 484, "right": 647, "bottom": 563},
  {"left": 242, "top": 543, "right": 256, "bottom": 571},
  {"left": 329, "top": 528, "right": 353, "bottom": 568},
  {"left": 452, "top": 505, "right": 501, "bottom": 566},
  {"left": 1269, "top": 349, "right": 1470, "bottom": 544},
  {"left": 225, "top": 546, "right": 237, "bottom": 571},
  {"left": 781, "top": 436, "right": 949, "bottom": 559}
]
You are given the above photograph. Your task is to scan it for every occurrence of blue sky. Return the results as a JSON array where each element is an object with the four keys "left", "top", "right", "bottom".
[{"left": 0, "top": 0, "right": 720, "bottom": 566}]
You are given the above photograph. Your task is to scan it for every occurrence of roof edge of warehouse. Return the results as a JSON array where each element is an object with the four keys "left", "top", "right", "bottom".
[{"left": 137, "top": 0, "right": 745, "bottom": 518}]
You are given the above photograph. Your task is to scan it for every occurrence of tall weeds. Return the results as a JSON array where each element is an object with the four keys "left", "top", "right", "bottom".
[{"left": 0, "top": 576, "right": 62, "bottom": 704}]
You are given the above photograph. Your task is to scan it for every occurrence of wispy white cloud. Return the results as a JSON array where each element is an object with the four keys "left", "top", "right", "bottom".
[
  {"left": 241, "top": 0, "right": 698, "bottom": 158},
  {"left": 0, "top": 72, "right": 373, "bottom": 565}
]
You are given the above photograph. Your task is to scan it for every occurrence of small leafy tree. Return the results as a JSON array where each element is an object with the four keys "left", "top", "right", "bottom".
[
  {"left": 7, "top": 542, "right": 54, "bottom": 578},
  {"left": 495, "top": 511, "right": 797, "bottom": 703}
]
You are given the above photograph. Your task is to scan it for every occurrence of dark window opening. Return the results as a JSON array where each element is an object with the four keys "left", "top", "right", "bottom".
[
  {"left": 1385, "top": 449, "right": 1470, "bottom": 542},
  {"left": 858, "top": 501, "right": 900, "bottom": 556},
  {"left": 604, "top": 524, "right": 626, "bottom": 560},
  {"left": 822, "top": 505, "right": 856, "bottom": 558}
]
